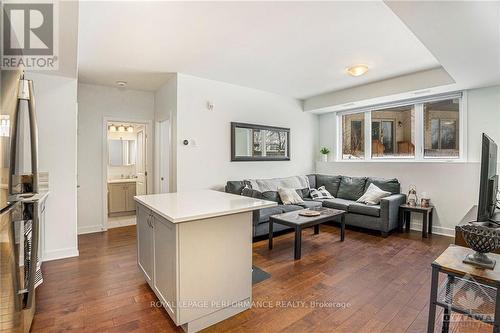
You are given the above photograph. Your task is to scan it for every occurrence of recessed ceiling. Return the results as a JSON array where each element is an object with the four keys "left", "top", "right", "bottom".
[{"left": 78, "top": 1, "right": 439, "bottom": 97}]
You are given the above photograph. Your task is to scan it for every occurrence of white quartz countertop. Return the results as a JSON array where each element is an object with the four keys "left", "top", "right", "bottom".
[
  {"left": 108, "top": 179, "right": 137, "bottom": 184},
  {"left": 134, "top": 190, "right": 277, "bottom": 223}
]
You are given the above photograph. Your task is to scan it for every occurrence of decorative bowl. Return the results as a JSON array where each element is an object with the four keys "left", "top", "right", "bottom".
[{"left": 459, "top": 224, "right": 500, "bottom": 269}]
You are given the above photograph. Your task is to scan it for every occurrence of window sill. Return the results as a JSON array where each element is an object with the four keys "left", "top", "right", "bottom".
[{"left": 319, "top": 159, "right": 468, "bottom": 164}]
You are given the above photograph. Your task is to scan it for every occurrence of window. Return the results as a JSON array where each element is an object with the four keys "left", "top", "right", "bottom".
[
  {"left": 342, "top": 113, "right": 365, "bottom": 159},
  {"left": 372, "top": 105, "right": 415, "bottom": 158},
  {"left": 424, "top": 99, "right": 460, "bottom": 158},
  {"left": 337, "top": 94, "right": 464, "bottom": 161}
]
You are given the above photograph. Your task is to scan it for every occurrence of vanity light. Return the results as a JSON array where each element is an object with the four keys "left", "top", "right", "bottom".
[
  {"left": 118, "top": 125, "right": 126, "bottom": 132},
  {"left": 127, "top": 126, "right": 134, "bottom": 133},
  {"left": 346, "top": 64, "right": 369, "bottom": 77},
  {"left": 109, "top": 125, "right": 117, "bottom": 132}
]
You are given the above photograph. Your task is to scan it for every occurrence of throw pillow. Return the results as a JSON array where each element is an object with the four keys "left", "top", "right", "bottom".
[
  {"left": 310, "top": 186, "right": 334, "bottom": 200},
  {"left": 241, "top": 186, "right": 262, "bottom": 199},
  {"left": 356, "top": 183, "right": 391, "bottom": 205},
  {"left": 277, "top": 188, "right": 304, "bottom": 205}
]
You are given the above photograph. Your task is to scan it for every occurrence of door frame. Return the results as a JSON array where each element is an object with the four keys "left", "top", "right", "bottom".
[
  {"left": 101, "top": 117, "right": 152, "bottom": 231},
  {"left": 155, "top": 119, "right": 170, "bottom": 193}
]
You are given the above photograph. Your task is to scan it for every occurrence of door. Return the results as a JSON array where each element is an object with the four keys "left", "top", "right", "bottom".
[
  {"left": 153, "top": 214, "right": 177, "bottom": 319},
  {"left": 125, "top": 183, "right": 136, "bottom": 212},
  {"left": 158, "top": 120, "right": 169, "bottom": 193},
  {"left": 0, "top": 69, "right": 22, "bottom": 210},
  {"left": 0, "top": 205, "right": 23, "bottom": 333},
  {"left": 137, "top": 205, "right": 153, "bottom": 285},
  {"left": 372, "top": 120, "right": 394, "bottom": 154},
  {"left": 136, "top": 128, "right": 147, "bottom": 195},
  {"left": 108, "top": 184, "right": 126, "bottom": 213}
]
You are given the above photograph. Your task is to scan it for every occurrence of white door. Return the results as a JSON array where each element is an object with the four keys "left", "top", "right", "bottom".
[
  {"left": 136, "top": 128, "right": 147, "bottom": 195},
  {"left": 159, "top": 120, "right": 169, "bottom": 193}
]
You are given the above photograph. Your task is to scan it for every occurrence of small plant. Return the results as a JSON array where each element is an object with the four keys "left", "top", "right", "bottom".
[{"left": 320, "top": 147, "right": 330, "bottom": 155}]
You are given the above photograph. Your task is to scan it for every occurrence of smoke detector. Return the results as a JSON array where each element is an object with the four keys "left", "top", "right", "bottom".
[{"left": 116, "top": 81, "right": 128, "bottom": 88}]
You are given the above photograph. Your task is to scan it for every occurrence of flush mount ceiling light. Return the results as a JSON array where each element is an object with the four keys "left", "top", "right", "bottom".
[
  {"left": 346, "top": 64, "right": 369, "bottom": 77},
  {"left": 127, "top": 126, "right": 134, "bottom": 133},
  {"left": 116, "top": 80, "right": 127, "bottom": 88},
  {"left": 118, "top": 125, "right": 126, "bottom": 132},
  {"left": 109, "top": 125, "right": 117, "bottom": 132}
]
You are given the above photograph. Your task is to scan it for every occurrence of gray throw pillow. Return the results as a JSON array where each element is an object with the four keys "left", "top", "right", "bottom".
[
  {"left": 316, "top": 174, "right": 342, "bottom": 197},
  {"left": 337, "top": 176, "right": 367, "bottom": 200},
  {"left": 241, "top": 186, "right": 262, "bottom": 199},
  {"left": 365, "top": 177, "right": 400, "bottom": 195}
]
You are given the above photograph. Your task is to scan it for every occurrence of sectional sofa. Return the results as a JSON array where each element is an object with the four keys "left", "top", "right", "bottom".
[{"left": 225, "top": 174, "right": 406, "bottom": 238}]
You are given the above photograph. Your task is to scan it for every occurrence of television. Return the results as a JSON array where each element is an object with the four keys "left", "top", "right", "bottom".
[{"left": 477, "top": 133, "right": 499, "bottom": 222}]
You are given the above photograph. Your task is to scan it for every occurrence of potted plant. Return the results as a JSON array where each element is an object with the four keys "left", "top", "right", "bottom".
[{"left": 320, "top": 147, "right": 330, "bottom": 162}]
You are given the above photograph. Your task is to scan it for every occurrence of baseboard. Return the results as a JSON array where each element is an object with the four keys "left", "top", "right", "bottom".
[
  {"left": 43, "top": 247, "right": 79, "bottom": 262},
  {"left": 409, "top": 222, "right": 455, "bottom": 237},
  {"left": 78, "top": 224, "right": 106, "bottom": 235}
]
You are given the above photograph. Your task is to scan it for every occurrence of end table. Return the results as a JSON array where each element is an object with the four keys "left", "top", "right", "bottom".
[
  {"left": 399, "top": 204, "right": 434, "bottom": 238},
  {"left": 428, "top": 245, "right": 500, "bottom": 333}
]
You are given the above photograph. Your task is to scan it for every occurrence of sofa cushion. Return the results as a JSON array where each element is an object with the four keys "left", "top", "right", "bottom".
[
  {"left": 365, "top": 177, "right": 400, "bottom": 195},
  {"left": 306, "top": 174, "right": 316, "bottom": 190},
  {"left": 337, "top": 176, "right": 367, "bottom": 200},
  {"left": 241, "top": 187, "right": 263, "bottom": 199},
  {"left": 261, "top": 191, "right": 281, "bottom": 203},
  {"left": 298, "top": 200, "right": 323, "bottom": 209},
  {"left": 281, "top": 204, "right": 303, "bottom": 213},
  {"left": 278, "top": 188, "right": 304, "bottom": 205},
  {"left": 316, "top": 174, "right": 342, "bottom": 197},
  {"left": 258, "top": 206, "right": 284, "bottom": 223},
  {"left": 226, "top": 181, "right": 246, "bottom": 195},
  {"left": 322, "top": 198, "right": 353, "bottom": 211},
  {"left": 348, "top": 203, "right": 381, "bottom": 217},
  {"left": 297, "top": 188, "right": 310, "bottom": 198}
]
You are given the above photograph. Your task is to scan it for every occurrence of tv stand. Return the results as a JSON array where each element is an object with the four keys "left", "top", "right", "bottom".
[{"left": 455, "top": 206, "right": 500, "bottom": 254}]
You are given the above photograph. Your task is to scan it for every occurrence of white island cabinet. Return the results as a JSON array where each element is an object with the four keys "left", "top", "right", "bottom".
[{"left": 134, "top": 190, "right": 276, "bottom": 333}]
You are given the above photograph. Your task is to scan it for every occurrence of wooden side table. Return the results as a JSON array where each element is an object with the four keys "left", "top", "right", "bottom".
[
  {"left": 428, "top": 245, "right": 500, "bottom": 333},
  {"left": 399, "top": 204, "right": 434, "bottom": 238}
]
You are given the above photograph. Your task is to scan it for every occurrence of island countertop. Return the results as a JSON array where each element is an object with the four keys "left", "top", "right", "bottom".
[{"left": 134, "top": 189, "right": 277, "bottom": 223}]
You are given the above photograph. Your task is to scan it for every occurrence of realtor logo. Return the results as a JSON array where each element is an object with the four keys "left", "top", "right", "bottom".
[{"left": 1, "top": 2, "right": 58, "bottom": 70}]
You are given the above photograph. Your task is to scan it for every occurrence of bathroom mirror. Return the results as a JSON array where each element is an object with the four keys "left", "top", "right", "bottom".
[
  {"left": 231, "top": 122, "right": 290, "bottom": 161},
  {"left": 109, "top": 139, "right": 136, "bottom": 166}
]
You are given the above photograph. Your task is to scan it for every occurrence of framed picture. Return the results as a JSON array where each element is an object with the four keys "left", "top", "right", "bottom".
[{"left": 231, "top": 122, "right": 290, "bottom": 161}]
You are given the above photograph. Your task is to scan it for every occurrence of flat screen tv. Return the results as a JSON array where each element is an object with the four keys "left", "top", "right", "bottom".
[{"left": 477, "top": 133, "right": 499, "bottom": 222}]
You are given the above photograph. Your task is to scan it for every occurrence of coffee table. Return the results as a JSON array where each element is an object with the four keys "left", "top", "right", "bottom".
[{"left": 268, "top": 207, "right": 346, "bottom": 260}]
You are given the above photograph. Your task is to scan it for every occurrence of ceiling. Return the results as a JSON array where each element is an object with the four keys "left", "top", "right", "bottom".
[{"left": 78, "top": 1, "right": 440, "bottom": 98}]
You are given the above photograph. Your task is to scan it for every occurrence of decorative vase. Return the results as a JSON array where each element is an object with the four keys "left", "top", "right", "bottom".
[{"left": 321, "top": 154, "right": 328, "bottom": 162}]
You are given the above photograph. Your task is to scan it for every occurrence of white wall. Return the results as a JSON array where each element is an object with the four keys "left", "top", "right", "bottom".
[
  {"left": 154, "top": 76, "right": 177, "bottom": 193},
  {"left": 77, "top": 83, "right": 155, "bottom": 234},
  {"left": 317, "top": 85, "right": 500, "bottom": 236},
  {"left": 26, "top": 73, "right": 79, "bottom": 261},
  {"left": 175, "top": 74, "right": 319, "bottom": 191}
]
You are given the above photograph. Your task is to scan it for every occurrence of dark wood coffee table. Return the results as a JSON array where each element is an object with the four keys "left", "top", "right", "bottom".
[{"left": 268, "top": 207, "right": 346, "bottom": 260}]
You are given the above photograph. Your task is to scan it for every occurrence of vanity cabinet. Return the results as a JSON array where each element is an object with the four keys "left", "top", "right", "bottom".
[{"left": 108, "top": 182, "right": 136, "bottom": 215}]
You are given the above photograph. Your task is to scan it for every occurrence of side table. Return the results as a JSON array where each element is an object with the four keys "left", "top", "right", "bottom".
[
  {"left": 428, "top": 245, "right": 500, "bottom": 333},
  {"left": 399, "top": 204, "right": 434, "bottom": 238}
]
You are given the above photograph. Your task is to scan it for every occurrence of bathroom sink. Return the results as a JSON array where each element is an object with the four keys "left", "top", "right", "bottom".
[{"left": 107, "top": 178, "right": 137, "bottom": 184}]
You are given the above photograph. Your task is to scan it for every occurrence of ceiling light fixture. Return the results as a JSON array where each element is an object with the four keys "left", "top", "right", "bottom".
[
  {"left": 109, "top": 125, "right": 117, "bottom": 132},
  {"left": 346, "top": 64, "right": 369, "bottom": 77},
  {"left": 118, "top": 125, "right": 126, "bottom": 132},
  {"left": 127, "top": 126, "right": 134, "bottom": 133},
  {"left": 116, "top": 80, "right": 127, "bottom": 88}
]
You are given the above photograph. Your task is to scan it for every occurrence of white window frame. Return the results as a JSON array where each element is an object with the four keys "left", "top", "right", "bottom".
[{"left": 336, "top": 92, "right": 467, "bottom": 163}]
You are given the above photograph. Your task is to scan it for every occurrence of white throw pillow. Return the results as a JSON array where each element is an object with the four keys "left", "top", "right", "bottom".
[
  {"left": 278, "top": 188, "right": 304, "bottom": 205},
  {"left": 310, "top": 186, "right": 334, "bottom": 200},
  {"left": 357, "top": 183, "right": 391, "bottom": 205}
]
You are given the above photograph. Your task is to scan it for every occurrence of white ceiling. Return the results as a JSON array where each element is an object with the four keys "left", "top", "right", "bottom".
[{"left": 78, "top": 1, "right": 440, "bottom": 98}]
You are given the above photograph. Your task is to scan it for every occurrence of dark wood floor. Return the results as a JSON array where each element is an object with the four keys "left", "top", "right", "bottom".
[{"left": 32, "top": 225, "right": 490, "bottom": 332}]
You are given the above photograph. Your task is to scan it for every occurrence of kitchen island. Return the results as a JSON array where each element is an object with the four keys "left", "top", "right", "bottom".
[{"left": 134, "top": 190, "right": 276, "bottom": 333}]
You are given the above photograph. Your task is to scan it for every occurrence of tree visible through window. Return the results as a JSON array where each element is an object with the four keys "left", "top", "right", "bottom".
[
  {"left": 424, "top": 99, "right": 459, "bottom": 158},
  {"left": 342, "top": 113, "right": 364, "bottom": 159}
]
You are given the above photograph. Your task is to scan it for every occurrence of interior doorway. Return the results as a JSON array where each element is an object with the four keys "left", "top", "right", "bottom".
[{"left": 105, "top": 121, "right": 148, "bottom": 229}]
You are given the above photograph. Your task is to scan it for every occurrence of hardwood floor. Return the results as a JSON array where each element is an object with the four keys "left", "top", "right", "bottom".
[{"left": 32, "top": 225, "right": 491, "bottom": 332}]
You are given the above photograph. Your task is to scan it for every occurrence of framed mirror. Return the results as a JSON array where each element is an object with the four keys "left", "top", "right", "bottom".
[
  {"left": 231, "top": 122, "right": 290, "bottom": 161},
  {"left": 108, "top": 139, "right": 136, "bottom": 166}
]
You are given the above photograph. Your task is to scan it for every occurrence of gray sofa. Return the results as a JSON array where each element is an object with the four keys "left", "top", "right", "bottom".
[{"left": 225, "top": 174, "right": 406, "bottom": 238}]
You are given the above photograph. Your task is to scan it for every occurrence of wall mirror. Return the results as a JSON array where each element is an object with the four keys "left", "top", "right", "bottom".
[
  {"left": 109, "top": 139, "right": 136, "bottom": 166},
  {"left": 231, "top": 122, "right": 290, "bottom": 161}
]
